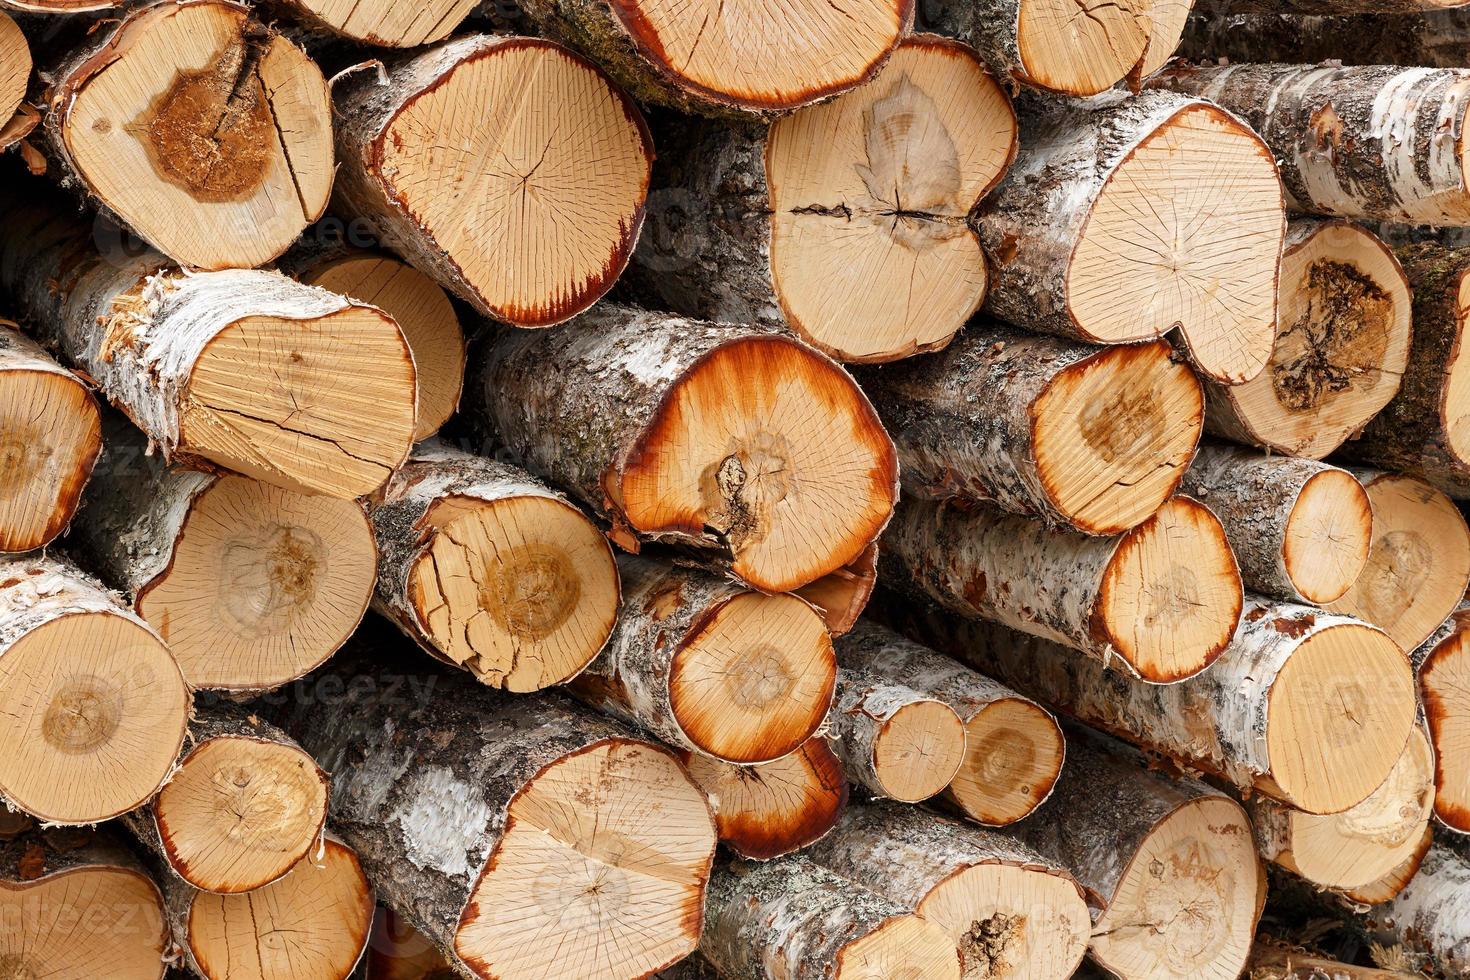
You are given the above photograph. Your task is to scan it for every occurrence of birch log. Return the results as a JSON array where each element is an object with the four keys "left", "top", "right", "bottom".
[
  {"left": 1367, "top": 842, "right": 1470, "bottom": 977},
  {"left": 1149, "top": 64, "right": 1470, "bottom": 225},
  {"left": 0, "top": 323, "right": 100, "bottom": 552},
  {"left": 0, "top": 0, "right": 117, "bottom": 10},
  {"left": 1205, "top": 220, "right": 1411, "bottom": 460},
  {"left": 974, "top": 89, "right": 1284, "bottom": 385},
  {"left": 835, "top": 621, "right": 1063, "bottom": 826},
  {"left": 1179, "top": 444, "right": 1373, "bottom": 604},
  {"left": 0, "top": 183, "right": 416, "bottom": 499},
  {"left": 368, "top": 442, "right": 619, "bottom": 693},
  {"left": 275, "top": 651, "right": 718, "bottom": 980},
  {"left": 0, "top": 12, "right": 25, "bottom": 126},
  {"left": 466, "top": 303, "right": 897, "bottom": 594},
  {"left": 65, "top": 415, "right": 375, "bottom": 692},
  {"left": 1179, "top": 8, "right": 1470, "bottom": 66},
  {"left": 331, "top": 35, "right": 652, "bottom": 328},
  {"left": 1198, "top": 0, "right": 1469, "bottom": 9},
  {"left": 803, "top": 799, "right": 1092, "bottom": 980},
  {"left": 857, "top": 326, "right": 1203, "bottom": 535},
  {"left": 265, "top": 0, "right": 476, "bottom": 45},
  {"left": 1411, "top": 603, "right": 1470, "bottom": 832},
  {"left": 0, "top": 552, "right": 189, "bottom": 823},
  {"left": 1341, "top": 827, "right": 1434, "bottom": 906},
  {"left": 569, "top": 556, "right": 835, "bottom": 765},
  {"left": 826, "top": 667, "right": 967, "bottom": 802},
  {"left": 699, "top": 853, "right": 963, "bottom": 979},
  {"left": 879, "top": 495, "right": 1243, "bottom": 683},
  {"left": 623, "top": 36, "right": 1017, "bottom": 363}
]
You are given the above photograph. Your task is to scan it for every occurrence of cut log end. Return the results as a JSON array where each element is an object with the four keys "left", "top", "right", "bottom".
[
  {"left": 0, "top": 11, "right": 26, "bottom": 124},
  {"left": 792, "top": 542, "right": 878, "bottom": 636},
  {"left": 622, "top": 334, "right": 897, "bottom": 594},
  {"left": 297, "top": 253, "right": 465, "bottom": 441},
  {"left": 1418, "top": 616, "right": 1470, "bottom": 832},
  {"left": 0, "top": 359, "right": 101, "bottom": 553},
  {"left": 669, "top": 591, "right": 835, "bottom": 764},
  {"left": 766, "top": 36, "right": 1015, "bottom": 363},
  {"left": 1097, "top": 495, "right": 1243, "bottom": 682},
  {"left": 1067, "top": 103, "right": 1283, "bottom": 384},
  {"left": 1032, "top": 337, "right": 1203, "bottom": 535},
  {"left": 1017, "top": 0, "right": 1150, "bottom": 95},
  {"left": 868, "top": 698, "right": 966, "bottom": 803},
  {"left": 1338, "top": 824, "right": 1432, "bottom": 906},
  {"left": 1137, "top": 0, "right": 1195, "bottom": 78},
  {"left": 835, "top": 914, "right": 961, "bottom": 979},
  {"left": 944, "top": 697, "right": 1064, "bottom": 826},
  {"left": 179, "top": 306, "right": 416, "bottom": 499},
  {"left": 155, "top": 735, "right": 329, "bottom": 894},
  {"left": 284, "top": 0, "right": 477, "bottom": 45},
  {"left": 1281, "top": 469, "right": 1373, "bottom": 604},
  {"left": 135, "top": 475, "right": 376, "bottom": 691},
  {"left": 186, "top": 839, "right": 374, "bottom": 980},
  {"left": 454, "top": 739, "right": 715, "bottom": 978},
  {"left": 407, "top": 493, "right": 620, "bottom": 692}
]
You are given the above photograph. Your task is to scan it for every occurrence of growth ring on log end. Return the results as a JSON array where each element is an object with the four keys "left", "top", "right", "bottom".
[
  {"left": 1412, "top": 605, "right": 1470, "bottom": 833},
  {"left": 946, "top": 696, "right": 1064, "bottom": 826}
]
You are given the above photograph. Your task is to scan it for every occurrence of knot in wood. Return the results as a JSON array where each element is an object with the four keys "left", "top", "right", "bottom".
[
  {"left": 41, "top": 675, "right": 122, "bottom": 754},
  {"left": 478, "top": 545, "right": 579, "bottom": 640},
  {"left": 218, "top": 524, "right": 325, "bottom": 636}
]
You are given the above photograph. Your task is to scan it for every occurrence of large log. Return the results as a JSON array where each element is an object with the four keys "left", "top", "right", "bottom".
[
  {"left": 65, "top": 415, "right": 375, "bottom": 692},
  {"left": 368, "top": 441, "right": 619, "bottom": 693},
  {"left": 0, "top": 323, "right": 100, "bottom": 552},
  {"left": 623, "top": 36, "right": 1017, "bottom": 364},
  {"left": 466, "top": 303, "right": 897, "bottom": 594},
  {"left": 826, "top": 666, "right": 966, "bottom": 802},
  {"left": 803, "top": 799, "right": 1092, "bottom": 980},
  {"left": 275, "top": 650, "right": 718, "bottom": 980},
  {"left": 1411, "top": 603, "right": 1470, "bottom": 833},
  {"left": 0, "top": 182, "right": 416, "bottom": 499},
  {"left": 1179, "top": 9, "right": 1470, "bottom": 66},
  {"left": 266, "top": 0, "right": 476, "bottom": 45},
  {"left": 1204, "top": 219, "right": 1411, "bottom": 460},
  {"left": 974, "top": 89, "right": 1284, "bottom": 385},
  {"left": 0, "top": 552, "right": 189, "bottom": 823},
  {"left": 879, "top": 495, "right": 1242, "bottom": 683},
  {"left": 1149, "top": 64, "right": 1470, "bottom": 225},
  {"left": 332, "top": 34, "right": 652, "bottom": 328},
  {"left": 857, "top": 326, "right": 1202, "bottom": 535},
  {"left": 570, "top": 556, "right": 834, "bottom": 765}
]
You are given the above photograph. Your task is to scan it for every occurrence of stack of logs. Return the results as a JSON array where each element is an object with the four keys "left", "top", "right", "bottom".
[{"left": 3, "top": 0, "right": 1470, "bottom": 977}]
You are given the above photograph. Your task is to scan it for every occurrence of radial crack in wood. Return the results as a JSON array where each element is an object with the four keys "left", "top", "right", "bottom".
[{"left": 269, "top": 0, "right": 478, "bottom": 45}]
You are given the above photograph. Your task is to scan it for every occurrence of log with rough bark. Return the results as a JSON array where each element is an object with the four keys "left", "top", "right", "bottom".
[
  {"left": 1179, "top": 8, "right": 1470, "bottom": 66},
  {"left": 699, "top": 852, "right": 963, "bottom": 979},
  {"left": 1179, "top": 444, "right": 1373, "bottom": 604},
  {"left": 0, "top": 323, "right": 100, "bottom": 552},
  {"left": 1204, "top": 220, "right": 1411, "bottom": 460},
  {"left": 835, "top": 621, "right": 1063, "bottom": 826},
  {"left": 279, "top": 243, "right": 464, "bottom": 441},
  {"left": 516, "top": 0, "right": 911, "bottom": 115},
  {"left": 368, "top": 441, "right": 619, "bottom": 693},
  {"left": 0, "top": 828, "right": 169, "bottom": 979},
  {"left": 0, "top": 552, "right": 190, "bottom": 823},
  {"left": 276, "top": 651, "right": 718, "bottom": 980},
  {"left": 467, "top": 303, "right": 897, "bottom": 594},
  {"left": 365, "top": 907, "right": 455, "bottom": 980},
  {"left": 267, "top": 0, "right": 476, "bottom": 45},
  {"left": 64, "top": 416, "right": 375, "bottom": 692},
  {"left": 570, "top": 556, "right": 834, "bottom": 765},
  {"left": 39, "top": 0, "right": 332, "bottom": 269},
  {"left": 332, "top": 35, "right": 652, "bottom": 328},
  {"left": 0, "top": 12, "right": 24, "bottom": 125},
  {"left": 1149, "top": 64, "right": 1470, "bottom": 225},
  {"left": 879, "top": 495, "right": 1243, "bottom": 683},
  {"left": 676, "top": 739, "right": 848, "bottom": 861},
  {"left": 120, "top": 703, "right": 329, "bottom": 895},
  {"left": 1411, "top": 603, "right": 1470, "bottom": 833},
  {"left": 858, "top": 326, "right": 1203, "bottom": 535},
  {"left": 975, "top": 89, "right": 1284, "bottom": 385},
  {"left": 624, "top": 35, "right": 1016, "bottom": 363},
  {"left": 1325, "top": 470, "right": 1470, "bottom": 652},
  {"left": 803, "top": 799, "right": 1092, "bottom": 980},
  {"left": 1366, "top": 842, "right": 1470, "bottom": 977},
  {"left": 826, "top": 667, "right": 966, "bottom": 803},
  {"left": 0, "top": 183, "right": 417, "bottom": 499}
]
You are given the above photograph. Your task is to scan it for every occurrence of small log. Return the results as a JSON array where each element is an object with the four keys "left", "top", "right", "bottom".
[
  {"left": 975, "top": 89, "right": 1284, "bottom": 385},
  {"left": 569, "top": 556, "right": 835, "bottom": 765},
  {"left": 803, "top": 798, "right": 1092, "bottom": 980},
  {"left": 1325, "top": 470, "right": 1470, "bottom": 652},
  {"left": 1368, "top": 842, "right": 1470, "bottom": 977},
  {"left": 1149, "top": 64, "right": 1470, "bottom": 225},
  {"left": 699, "top": 852, "right": 963, "bottom": 979},
  {"left": 835, "top": 621, "right": 1063, "bottom": 826},
  {"left": 1411, "top": 603, "right": 1470, "bottom": 833},
  {"left": 0, "top": 552, "right": 189, "bottom": 823},
  {"left": 266, "top": 0, "right": 476, "bottom": 45},
  {"left": 676, "top": 739, "right": 848, "bottom": 861},
  {"left": 121, "top": 703, "right": 329, "bottom": 895},
  {"left": 65, "top": 415, "right": 376, "bottom": 692},
  {"left": 516, "top": 0, "right": 911, "bottom": 115},
  {"left": 857, "top": 326, "right": 1202, "bottom": 535},
  {"left": 368, "top": 441, "right": 619, "bottom": 693},
  {"left": 791, "top": 541, "right": 877, "bottom": 636},
  {"left": 466, "top": 303, "right": 897, "bottom": 594},
  {"left": 624, "top": 36, "right": 1016, "bottom": 364},
  {"left": 332, "top": 35, "right": 652, "bottom": 328},
  {"left": 1205, "top": 219, "right": 1411, "bottom": 460},
  {"left": 0, "top": 11, "right": 25, "bottom": 124},
  {"left": 879, "top": 495, "right": 1242, "bottom": 683},
  {"left": 366, "top": 907, "right": 455, "bottom": 980},
  {"left": 0, "top": 323, "right": 100, "bottom": 552},
  {"left": 827, "top": 667, "right": 966, "bottom": 802},
  {"left": 1180, "top": 444, "right": 1373, "bottom": 604},
  {"left": 0, "top": 183, "right": 417, "bottom": 499},
  {"left": 0, "top": 828, "right": 169, "bottom": 979}
]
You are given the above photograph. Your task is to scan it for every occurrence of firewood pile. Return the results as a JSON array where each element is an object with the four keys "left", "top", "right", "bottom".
[{"left": 4, "top": 0, "right": 1470, "bottom": 976}]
